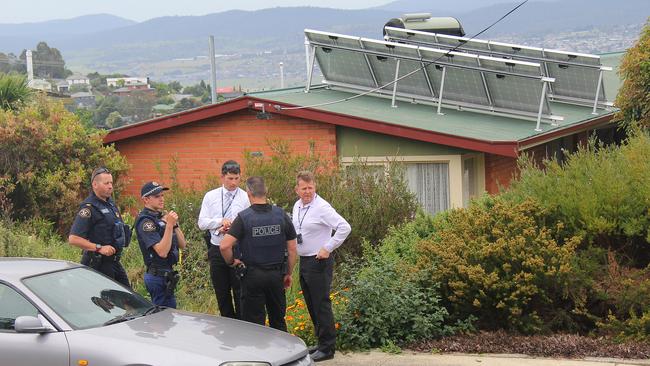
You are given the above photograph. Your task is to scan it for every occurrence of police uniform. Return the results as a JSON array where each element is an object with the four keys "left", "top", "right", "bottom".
[
  {"left": 135, "top": 207, "right": 180, "bottom": 308},
  {"left": 227, "top": 203, "right": 297, "bottom": 331},
  {"left": 70, "top": 191, "right": 130, "bottom": 287}
]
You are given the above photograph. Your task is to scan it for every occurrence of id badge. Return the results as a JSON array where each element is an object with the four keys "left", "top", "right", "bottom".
[{"left": 297, "top": 233, "right": 303, "bottom": 245}]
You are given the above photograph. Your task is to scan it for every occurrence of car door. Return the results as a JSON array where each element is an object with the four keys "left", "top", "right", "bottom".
[{"left": 0, "top": 283, "right": 69, "bottom": 366}]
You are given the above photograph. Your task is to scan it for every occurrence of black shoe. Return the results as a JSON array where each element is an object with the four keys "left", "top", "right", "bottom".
[
  {"left": 308, "top": 345, "right": 319, "bottom": 354},
  {"left": 310, "top": 350, "right": 335, "bottom": 362}
]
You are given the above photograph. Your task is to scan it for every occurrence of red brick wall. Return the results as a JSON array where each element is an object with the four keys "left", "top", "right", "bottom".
[
  {"left": 113, "top": 110, "right": 337, "bottom": 197},
  {"left": 484, "top": 153, "right": 518, "bottom": 194}
]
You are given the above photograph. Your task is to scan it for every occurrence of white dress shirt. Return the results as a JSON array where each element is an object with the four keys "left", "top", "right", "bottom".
[
  {"left": 292, "top": 194, "right": 351, "bottom": 256},
  {"left": 198, "top": 186, "right": 250, "bottom": 246}
]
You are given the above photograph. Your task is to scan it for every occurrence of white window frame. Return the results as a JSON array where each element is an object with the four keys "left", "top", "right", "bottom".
[{"left": 341, "top": 154, "right": 485, "bottom": 210}]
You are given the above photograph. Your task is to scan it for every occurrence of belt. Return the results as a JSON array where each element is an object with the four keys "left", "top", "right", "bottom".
[
  {"left": 249, "top": 263, "right": 283, "bottom": 271},
  {"left": 146, "top": 266, "right": 173, "bottom": 276}
]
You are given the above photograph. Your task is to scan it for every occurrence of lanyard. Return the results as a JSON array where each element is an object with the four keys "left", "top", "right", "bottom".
[
  {"left": 221, "top": 188, "right": 237, "bottom": 218},
  {"left": 298, "top": 206, "right": 310, "bottom": 232}
]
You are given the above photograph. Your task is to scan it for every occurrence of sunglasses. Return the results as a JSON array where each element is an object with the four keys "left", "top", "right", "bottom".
[{"left": 91, "top": 167, "right": 111, "bottom": 182}]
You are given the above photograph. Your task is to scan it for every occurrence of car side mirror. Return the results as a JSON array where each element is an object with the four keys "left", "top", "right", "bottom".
[{"left": 14, "top": 316, "right": 53, "bottom": 334}]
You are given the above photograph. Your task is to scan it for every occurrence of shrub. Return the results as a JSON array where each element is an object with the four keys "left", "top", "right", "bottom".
[
  {"left": 504, "top": 132, "right": 650, "bottom": 267},
  {"left": 0, "top": 96, "right": 129, "bottom": 232},
  {"left": 416, "top": 196, "right": 583, "bottom": 334}
]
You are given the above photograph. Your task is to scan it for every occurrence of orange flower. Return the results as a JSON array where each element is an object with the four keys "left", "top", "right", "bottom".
[
  {"left": 298, "top": 290, "right": 303, "bottom": 294},
  {"left": 335, "top": 322, "right": 341, "bottom": 330},
  {"left": 285, "top": 315, "right": 294, "bottom": 321}
]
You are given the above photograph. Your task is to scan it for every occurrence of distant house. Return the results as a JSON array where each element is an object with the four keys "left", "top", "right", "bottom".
[
  {"left": 171, "top": 94, "right": 194, "bottom": 103},
  {"left": 54, "top": 80, "right": 69, "bottom": 93},
  {"left": 27, "top": 79, "right": 52, "bottom": 92},
  {"left": 71, "top": 92, "right": 96, "bottom": 108},
  {"left": 106, "top": 77, "right": 149, "bottom": 88},
  {"left": 217, "top": 87, "right": 244, "bottom": 100},
  {"left": 152, "top": 104, "right": 175, "bottom": 117},
  {"left": 112, "top": 86, "right": 156, "bottom": 97},
  {"left": 67, "top": 74, "right": 90, "bottom": 86}
]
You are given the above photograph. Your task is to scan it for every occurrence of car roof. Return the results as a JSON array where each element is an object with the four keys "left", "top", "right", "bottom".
[{"left": 0, "top": 257, "right": 80, "bottom": 281}]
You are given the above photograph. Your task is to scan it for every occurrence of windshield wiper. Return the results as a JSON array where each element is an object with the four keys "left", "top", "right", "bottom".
[
  {"left": 103, "top": 314, "right": 140, "bottom": 326},
  {"left": 143, "top": 305, "right": 167, "bottom": 316}
]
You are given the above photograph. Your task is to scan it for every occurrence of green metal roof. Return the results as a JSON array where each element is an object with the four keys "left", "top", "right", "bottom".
[{"left": 249, "top": 52, "right": 624, "bottom": 144}]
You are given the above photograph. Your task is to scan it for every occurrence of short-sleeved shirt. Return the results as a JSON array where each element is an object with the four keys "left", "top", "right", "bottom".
[
  {"left": 70, "top": 192, "right": 122, "bottom": 247},
  {"left": 228, "top": 204, "right": 297, "bottom": 242},
  {"left": 135, "top": 208, "right": 179, "bottom": 268}
]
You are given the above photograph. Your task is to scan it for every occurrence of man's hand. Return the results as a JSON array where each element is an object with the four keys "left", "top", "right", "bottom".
[
  {"left": 219, "top": 218, "right": 232, "bottom": 233},
  {"left": 231, "top": 258, "right": 242, "bottom": 267},
  {"left": 164, "top": 211, "right": 179, "bottom": 227},
  {"left": 97, "top": 245, "right": 116, "bottom": 256},
  {"left": 283, "top": 274, "right": 292, "bottom": 289},
  {"left": 315, "top": 248, "right": 330, "bottom": 260}
]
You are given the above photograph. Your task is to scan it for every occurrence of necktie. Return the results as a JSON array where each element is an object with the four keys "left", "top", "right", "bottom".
[{"left": 223, "top": 190, "right": 234, "bottom": 217}]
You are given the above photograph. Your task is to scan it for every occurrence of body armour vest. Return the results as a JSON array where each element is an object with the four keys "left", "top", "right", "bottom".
[
  {"left": 239, "top": 206, "right": 286, "bottom": 266},
  {"left": 135, "top": 209, "right": 179, "bottom": 269},
  {"left": 80, "top": 195, "right": 125, "bottom": 249}
]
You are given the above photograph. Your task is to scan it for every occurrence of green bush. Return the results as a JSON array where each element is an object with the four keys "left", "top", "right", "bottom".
[
  {"left": 504, "top": 132, "right": 650, "bottom": 266},
  {"left": 0, "top": 96, "right": 129, "bottom": 231},
  {"left": 597, "top": 310, "right": 650, "bottom": 343},
  {"left": 416, "top": 196, "right": 583, "bottom": 334},
  {"left": 336, "top": 255, "right": 455, "bottom": 349}
]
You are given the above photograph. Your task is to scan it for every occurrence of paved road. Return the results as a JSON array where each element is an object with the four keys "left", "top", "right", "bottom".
[{"left": 318, "top": 351, "right": 650, "bottom": 366}]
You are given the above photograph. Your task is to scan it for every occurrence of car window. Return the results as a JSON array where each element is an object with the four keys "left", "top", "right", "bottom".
[
  {"left": 0, "top": 283, "right": 38, "bottom": 332},
  {"left": 22, "top": 267, "right": 151, "bottom": 330}
]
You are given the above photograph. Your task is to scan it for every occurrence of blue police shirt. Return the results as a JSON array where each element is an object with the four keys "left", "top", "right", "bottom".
[
  {"left": 70, "top": 192, "right": 123, "bottom": 249},
  {"left": 135, "top": 208, "right": 179, "bottom": 269}
]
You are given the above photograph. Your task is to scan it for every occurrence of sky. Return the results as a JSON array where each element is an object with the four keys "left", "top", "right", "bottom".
[{"left": 1, "top": 0, "right": 392, "bottom": 23}]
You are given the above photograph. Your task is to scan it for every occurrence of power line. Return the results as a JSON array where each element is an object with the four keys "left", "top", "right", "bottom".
[{"left": 278, "top": 0, "right": 529, "bottom": 111}]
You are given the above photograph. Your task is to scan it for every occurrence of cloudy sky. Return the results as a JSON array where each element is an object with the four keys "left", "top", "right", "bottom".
[{"left": 1, "top": 0, "right": 392, "bottom": 23}]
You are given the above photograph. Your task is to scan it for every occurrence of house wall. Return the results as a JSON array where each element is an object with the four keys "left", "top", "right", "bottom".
[
  {"left": 484, "top": 153, "right": 518, "bottom": 194},
  {"left": 337, "top": 127, "right": 469, "bottom": 156},
  {"left": 113, "top": 110, "right": 336, "bottom": 197}
]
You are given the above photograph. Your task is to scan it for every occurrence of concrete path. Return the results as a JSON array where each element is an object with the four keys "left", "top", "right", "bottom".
[{"left": 318, "top": 351, "right": 650, "bottom": 366}]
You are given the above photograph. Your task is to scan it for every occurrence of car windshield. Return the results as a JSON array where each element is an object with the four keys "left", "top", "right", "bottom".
[{"left": 22, "top": 267, "right": 152, "bottom": 329}]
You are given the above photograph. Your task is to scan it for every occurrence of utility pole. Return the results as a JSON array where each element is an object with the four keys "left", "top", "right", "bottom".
[
  {"left": 209, "top": 36, "right": 217, "bottom": 104},
  {"left": 26, "top": 50, "right": 34, "bottom": 82},
  {"left": 279, "top": 62, "right": 285, "bottom": 89}
]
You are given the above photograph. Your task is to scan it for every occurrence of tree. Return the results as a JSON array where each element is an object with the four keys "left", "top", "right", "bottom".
[
  {"left": 19, "top": 42, "right": 69, "bottom": 79},
  {"left": 93, "top": 95, "right": 120, "bottom": 127},
  {"left": 616, "top": 19, "right": 650, "bottom": 128},
  {"left": 0, "top": 95, "right": 129, "bottom": 230},
  {"left": 105, "top": 111, "right": 124, "bottom": 129},
  {"left": 0, "top": 73, "right": 32, "bottom": 111},
  {"left": 174, "top": 97, "right": 202, "bottom": 112},
  {"left": 0, "top": 53, "right": 25, "bottom": 74},
  {"left": 117, "top": 90, "right": 156, "bottom": 122}
]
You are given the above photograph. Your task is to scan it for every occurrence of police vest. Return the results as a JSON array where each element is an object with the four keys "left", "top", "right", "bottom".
[
  {"left": 135, "top": 209, "right": 179, "bottom": 269},
  {"left": 80, "top": 196, "right": 126, "bottom": 250},
  {"left": 239, "top": 206, "right": 286, "bottom": 266}
]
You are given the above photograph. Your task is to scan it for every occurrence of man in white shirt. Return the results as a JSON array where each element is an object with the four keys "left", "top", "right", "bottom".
[
  {"left": 198, "top": 160, "right": 250, "bottom": 319},
  {"left": 292, "top": 171, "right": 351, "bottom": 362}
]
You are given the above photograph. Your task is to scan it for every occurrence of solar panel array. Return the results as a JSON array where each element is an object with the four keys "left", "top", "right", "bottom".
[
  {"left": 305, "top": 29, "right": 560, "bottom": 130},
  {"left": 383, "top": 26, "right": 611, "bottom": 109}
]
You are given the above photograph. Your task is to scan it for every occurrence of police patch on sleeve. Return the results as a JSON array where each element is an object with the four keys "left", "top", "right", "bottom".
[
  {"left": 142, "top": 220, "right": 156, "bottom": 232},
  {"left": 78, "top": 207, "right": 91, "bottom": 218}
]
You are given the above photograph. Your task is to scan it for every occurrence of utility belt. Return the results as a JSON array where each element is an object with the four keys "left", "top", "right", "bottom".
[
  {"left": 83, "top": 248, "right": 121, "bottom": 268},
  {"left": 249, "top": 263, "right": 284, "bottom": 271},
  {"left": 146, "top": 266, "right": 180, "bottom": 294}
]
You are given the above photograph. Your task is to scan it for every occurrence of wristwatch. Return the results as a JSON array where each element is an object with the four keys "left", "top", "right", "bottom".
[{"left": 95, "top": 243, "right": 102, "bottom": 252}]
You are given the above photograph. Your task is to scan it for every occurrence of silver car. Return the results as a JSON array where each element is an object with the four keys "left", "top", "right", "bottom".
[{"left": 0, "top": 257, "right": 312, "bottom": 366}]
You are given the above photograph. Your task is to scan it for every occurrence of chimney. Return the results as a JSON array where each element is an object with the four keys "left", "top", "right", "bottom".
[
  {"left": 279, "top": 62, "right": 285, "bottom": 89},
  {"left": 26, "top": 50, "right": 34, "bottom": 81}
]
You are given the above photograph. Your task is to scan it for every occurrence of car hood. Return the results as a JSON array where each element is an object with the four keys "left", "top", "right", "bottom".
[{"left": 65, "top": 309, "right": 309, "bottom": 366}]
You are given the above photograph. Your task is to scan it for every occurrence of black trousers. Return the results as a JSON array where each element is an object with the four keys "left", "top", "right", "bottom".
[
  {"left": 300, "top": 255, "right": 336, "bottom": 352},
  {"left": 208, "top": 245, "right": 241, "bottom": 319},
  {"left": 240, "top": 266, "right": 287, "bottom": 331},
  {"left": 81, "top": 252, "right": 130, "bottom": 288}
]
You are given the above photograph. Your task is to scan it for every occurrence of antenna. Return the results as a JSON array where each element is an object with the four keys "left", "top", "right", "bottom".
[
  {"left": 209, "top": 36, "right": 217, "bottom": 104},
  {"left": 280, "top": 62, "right": 285, "bottom": 89}
]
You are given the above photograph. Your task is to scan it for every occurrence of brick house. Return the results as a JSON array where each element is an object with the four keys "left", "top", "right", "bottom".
[{"left": 104, "top": 52, "right": 623, "bottom": 215}]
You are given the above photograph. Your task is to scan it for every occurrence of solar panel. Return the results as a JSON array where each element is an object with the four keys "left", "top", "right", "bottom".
[
  {"left": 384, "top": 26, "right": 611, "bottom": 112},
  {"left": 304, "top": 29, "right": 561, "bottom": 131}
]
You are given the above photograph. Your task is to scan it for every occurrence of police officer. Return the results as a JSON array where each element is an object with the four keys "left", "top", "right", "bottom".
[
  {"left": 69, "top": 167, "right": 131, "bottom": 287},
  {"left": 135, "top": 181, "right": 187, "bottom": 308},
  {"left": 220, "top": 176, "right": 297, "bottom": 331}
]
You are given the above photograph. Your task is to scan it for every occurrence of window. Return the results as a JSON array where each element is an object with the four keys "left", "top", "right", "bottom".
[
  {"left": 0, "top": 284, "right": 38, "bottom": 332},
  {"left": 406, "top": 162, "right": 449, "bottom": 214}
]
